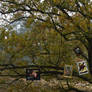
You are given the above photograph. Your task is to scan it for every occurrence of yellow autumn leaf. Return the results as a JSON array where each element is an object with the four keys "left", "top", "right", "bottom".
[
  {"left": 26, "top": 17, "right": 34, "bottom": 28},
  {"left": 53, "top": 0, "right": 61, "bottom": 4}
]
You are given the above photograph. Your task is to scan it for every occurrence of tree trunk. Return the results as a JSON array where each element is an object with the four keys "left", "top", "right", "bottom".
[{"left": 88, "top": 38, "right": 92, "bottom": 75}]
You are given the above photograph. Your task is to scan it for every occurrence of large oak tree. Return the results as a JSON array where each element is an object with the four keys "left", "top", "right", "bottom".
[{"left": 0, "top": 0, "right": 92, "bottom": 75}]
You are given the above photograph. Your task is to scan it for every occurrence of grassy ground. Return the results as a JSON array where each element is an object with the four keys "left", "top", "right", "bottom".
[{"left": 0, "top": 77, "right": 92, "bottom": 92}]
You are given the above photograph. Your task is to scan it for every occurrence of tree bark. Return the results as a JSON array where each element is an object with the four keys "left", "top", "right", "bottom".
[{"left": 88, "top": 38, "right": 92, "bottom": 75}]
